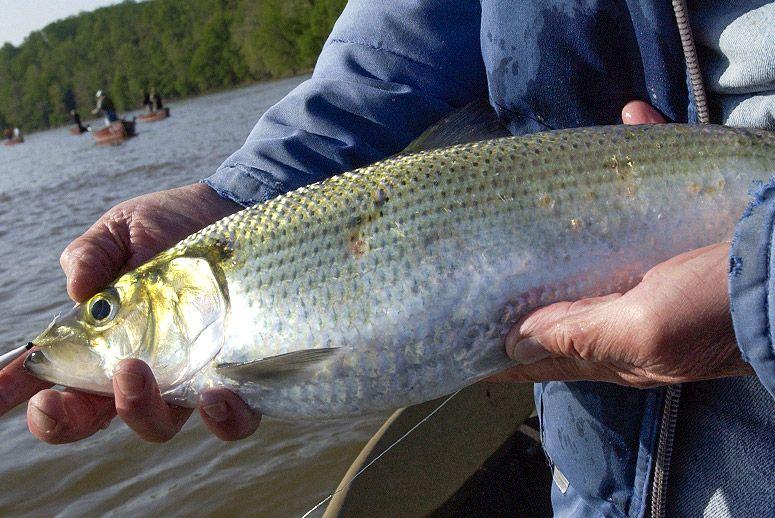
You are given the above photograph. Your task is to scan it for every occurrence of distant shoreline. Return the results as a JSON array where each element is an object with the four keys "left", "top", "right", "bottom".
[{"left": 0, "top": 0, "right": 346, "bottom": 132}]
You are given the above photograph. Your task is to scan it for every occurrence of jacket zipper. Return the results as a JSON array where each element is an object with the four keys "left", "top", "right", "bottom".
[
  {"left": 671, "top": 0, "right": 710, "bottom": 123},
  {"left": 650, "top": 384, "right": 682, "bottom": 518},
  {"left": 649, "top": 3, "right": 710, "bottom": 515}
]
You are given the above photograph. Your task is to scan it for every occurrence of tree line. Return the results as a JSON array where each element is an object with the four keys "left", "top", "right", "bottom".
[{"left": 0, "top": 0, "right": 347, "bottom": 131}]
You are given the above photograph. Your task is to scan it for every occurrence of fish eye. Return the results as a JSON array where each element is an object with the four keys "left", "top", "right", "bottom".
[
  {"left": 91, "top": 298, "right": 112, "bottom": 321},
  {"left": 87, "top": 290, "right": 119, "bottom": 324}
]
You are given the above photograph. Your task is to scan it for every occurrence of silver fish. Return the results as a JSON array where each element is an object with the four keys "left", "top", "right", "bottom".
[{"left": 25, "top": 123, "right": 775, "bottom": 418}]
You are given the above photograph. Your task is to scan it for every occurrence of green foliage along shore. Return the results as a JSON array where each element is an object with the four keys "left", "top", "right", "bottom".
[{"left": 0, "top": 0, "right": 346, "bottom": 131}]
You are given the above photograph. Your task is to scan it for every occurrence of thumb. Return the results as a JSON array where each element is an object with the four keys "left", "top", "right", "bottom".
[
  {"left": 60, "top": 220, "right": 129, "bottom": 302},
  {"left": 505, "top": 293, "right": 624, "bottom": 364}
]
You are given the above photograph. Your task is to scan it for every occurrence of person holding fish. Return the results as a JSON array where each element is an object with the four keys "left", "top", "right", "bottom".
[{"left": 1, "top": 1, "right": 773, "bottom": 516}]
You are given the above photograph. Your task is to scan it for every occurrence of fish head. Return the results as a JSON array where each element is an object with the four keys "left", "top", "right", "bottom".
[{"left": 25, "top": 255, "right": 227, "bottom": 396}]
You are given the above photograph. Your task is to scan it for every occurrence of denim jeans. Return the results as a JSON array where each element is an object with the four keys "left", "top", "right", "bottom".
[{"left": 666, "top": 376, "right": 775, "bottom": 516}]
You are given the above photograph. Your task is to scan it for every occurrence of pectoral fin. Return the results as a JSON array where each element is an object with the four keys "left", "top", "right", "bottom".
[{"left": 216, "top": 347, "right": 340, "bottom": 382}]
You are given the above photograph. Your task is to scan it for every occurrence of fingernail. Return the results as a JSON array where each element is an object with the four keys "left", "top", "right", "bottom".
[
  {"left": 29, "top": 404, "right": 56, "bottom": 432},
  {"left": 509, "top": 337, "right": 552, "bottom": 364},
  {"left": 201, "top": 399, "right": 229, "bottom": 422},
  {"left": 115, "top": 371, "right": 145, "bottom": 397}
]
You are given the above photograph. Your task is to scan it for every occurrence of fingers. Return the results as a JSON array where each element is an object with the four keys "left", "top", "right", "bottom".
[
  {"left": 1, "top": 351, "right": 115, "bottom": 444},
  {"left": 199, "top": 388, "right": 261, "bottom": 441},
  {"left": 115, "top": 362, "right": 259, "bottom": 443},
  {"left": 25, "top": 357, "right": 259, "bottom": 444},
  {"left": 489, "top": 357, "right": 602, "bottom": 384},
  {"left": 27, "top": 389, "right": 116, "bottom": 444},
  {"left": 506, "top": 294, "right": 625, "bottom": 363},
  {"left": 501, "top": 242, "right": 742, "bottom": 385},
  {"left": 58, "top": 184, "right": 241, "bottom": 304},
  {"left": 621, "top": 100, "right": 666, "bottom": 124},
  {"left": 489, "top": 357, "right": 661, "bottom": 387},
  {"left": 60, "top": 217, "right": 129, "bottom": 302},
  {"left": 0, "top": 352, "right": 52, "bottom": 417},
  {"left": 113, "top": 359, "right": 193, "bottom": 443}
]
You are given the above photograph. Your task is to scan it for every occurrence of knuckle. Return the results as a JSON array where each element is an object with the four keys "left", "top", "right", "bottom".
[
  {"left": 549, "top": 319, "right": 599, "bottom": 359},
  {"left": 625, "top": 304, "right": 664, "bottom": 348},
  {"left": 640, "top": 267, "right": 663, "bottom": 285},
  {"left": 565, "top": 298, "right": 592, "bottom": 313}
]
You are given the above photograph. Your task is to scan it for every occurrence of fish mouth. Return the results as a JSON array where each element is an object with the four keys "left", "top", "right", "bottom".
[
  {"left": 23, "top": 347, "right": 113, "bottom": 396},
  {"left": 23, "top": 349, "right": 59, "bottom": 384}
]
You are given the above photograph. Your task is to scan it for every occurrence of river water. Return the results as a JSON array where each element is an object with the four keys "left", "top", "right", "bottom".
[{"left": 0, "top": 77, "right": 386, "bottom": 516}]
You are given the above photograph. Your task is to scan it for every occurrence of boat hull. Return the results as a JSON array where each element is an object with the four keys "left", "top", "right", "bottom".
[
  {"left": 92, "top": 120, "right": 136, "bottom": 145},
  {"left": 137, "top": 107, "right": 170, "bottom": 123},
  {"left": 324, "top": 382, "right": 536, "bottom": 516}
]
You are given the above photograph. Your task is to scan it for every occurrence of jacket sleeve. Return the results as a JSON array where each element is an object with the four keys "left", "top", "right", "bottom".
[
  {"left": 729, "top": 179, "right": 775, "bottom": 399},
  {"left": 203, "top": 0, "right": 487, "bottom": 206}
]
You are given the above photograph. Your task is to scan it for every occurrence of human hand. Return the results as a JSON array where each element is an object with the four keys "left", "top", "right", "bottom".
[
  {"left": 492, "top": 242, "right": 752, "bottom": 387},
  {"left": 491, "top": 102, "right": 752, "bottom": 387},
  {"left": 0, "top": 183, "right": 262, "bottom": 443}
]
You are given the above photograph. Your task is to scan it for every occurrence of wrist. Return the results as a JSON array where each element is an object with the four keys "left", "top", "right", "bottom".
[
  {"left": 202, "top": 165, "right": 285, "bottom": 208},
  {"left": 187, "top": 182, "right": 242, "bottom": 219}
]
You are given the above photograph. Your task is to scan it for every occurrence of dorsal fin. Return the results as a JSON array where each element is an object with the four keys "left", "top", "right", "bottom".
[
  {"left": 215, "top": 347, "right": 339, "bottom": 382},
  {"left": 401, "top": 99, "right": 510, "bottom": 154}
]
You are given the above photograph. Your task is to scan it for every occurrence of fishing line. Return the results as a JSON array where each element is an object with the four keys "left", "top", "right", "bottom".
[
  {"left": 300, "top": 388, "right": 463, "bottom": 518},
  {"left": 0, "top": 343, "right": 33, "bottom": 370}
]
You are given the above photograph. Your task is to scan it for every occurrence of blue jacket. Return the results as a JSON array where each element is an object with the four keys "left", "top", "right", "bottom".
[
  {"left": 204, "top": 1, "right": 773, "bottom": 516},
  {"left": 730, "top": 182, "right": 775, "bottom": 400}
]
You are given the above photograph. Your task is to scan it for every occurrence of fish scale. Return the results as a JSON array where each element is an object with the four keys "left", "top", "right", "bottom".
[
  {"left": 27, "top": 124, "right": 775, "bottom": 418},
  {"left": 171, "top": 124, "right": 773, "bottom": 417}
]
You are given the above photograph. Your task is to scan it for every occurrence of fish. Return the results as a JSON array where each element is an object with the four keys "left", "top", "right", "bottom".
[{"left": 23, "top": 117, "right": 775, "bottom": 419}]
